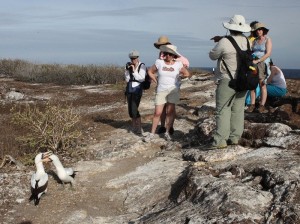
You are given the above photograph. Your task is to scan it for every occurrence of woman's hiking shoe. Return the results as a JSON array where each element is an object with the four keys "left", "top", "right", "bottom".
[
  {"left": 245, "top": 104, "right": 255, "bottom": 113},
  {"left": 142, "top": 133, "right": 156, "bottom": 143},
  {"left": 158, "top": 126, "right": 174, "bottom": 135},
  {"left": 164, "top": 132, "right": 172, "bottom": 141},
  {"left": 169, "top": 127, "right": 174, "bottom": 135},
  {"left": 257, "top": 105, "right": 268, "bottom": 113},
  {"left": 157, "top": 126, "right": 166, "bottom": 134}
]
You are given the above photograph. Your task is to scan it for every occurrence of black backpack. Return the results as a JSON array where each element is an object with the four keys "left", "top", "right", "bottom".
[
  {"left": 137, "top": 63, "right": 151, "bottom": 90},
  {"left": 223, "top": 36, "right": 259, "bottom": 92}
]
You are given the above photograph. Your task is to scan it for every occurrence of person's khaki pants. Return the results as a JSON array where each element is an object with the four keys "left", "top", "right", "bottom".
[{"left": 212, "top": 78, "right": 247, "bottom": 146}]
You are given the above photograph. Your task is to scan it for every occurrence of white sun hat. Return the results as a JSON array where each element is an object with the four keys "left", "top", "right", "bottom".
[
  {"left": 223, "top": 15, "right": 251, "bottom": 33},
  {"left": 159, "top": 44, "right": 181, "bottom": 57}
]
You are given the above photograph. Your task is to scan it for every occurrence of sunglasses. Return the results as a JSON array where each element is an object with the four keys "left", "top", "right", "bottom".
[
  {"left": 163, "top": 52, "right": 175, "bottom": 57},
  {"left": 130, "top": 57, "right": 138, "bottom": 60}
]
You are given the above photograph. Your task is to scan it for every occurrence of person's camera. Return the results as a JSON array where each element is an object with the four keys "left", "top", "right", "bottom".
[{"left": 126, "top": 62, "right": 133, "bottom": 70}]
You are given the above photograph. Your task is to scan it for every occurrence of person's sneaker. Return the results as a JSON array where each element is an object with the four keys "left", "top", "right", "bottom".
[
  {"left": 157, "top": 126, "right": 166, "bottom": 134},
  {"left": 135, "top": 127, "right": 143, "bottom": 135},
  {"left": 164, "top": 132, "right": 172, "bottom": 141},
  {"left": 257, "top": 105, "right": 268, "bottom": 113},
  {"left": 169, "top": 127, "right": 174, "bottom": 135},
  {"left": 142, "top": 133, "right": 155, "bottom": 143},
  {"left": 245, "top": 104, "right": 255, "bottom": 113}
]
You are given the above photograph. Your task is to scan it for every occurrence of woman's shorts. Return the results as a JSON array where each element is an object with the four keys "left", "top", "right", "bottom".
[
  {"left": 257, "top": 62, "right": 267, "bottom": 80},
  {"left": 155, "top": 87, "right": 180, "bottom": 105}
]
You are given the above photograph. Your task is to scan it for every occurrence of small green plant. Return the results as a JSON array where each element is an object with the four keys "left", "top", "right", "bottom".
[{"left": 11, "top": 102, "right": 82, "bottom": 153}]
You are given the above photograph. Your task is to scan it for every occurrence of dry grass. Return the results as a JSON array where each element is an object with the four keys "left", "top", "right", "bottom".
[
  {"left": 11, "top": 102, "right": 81, "bottom": 154},
  {"left": 0, "top": 59, "right": 124, "bottom": 85}
]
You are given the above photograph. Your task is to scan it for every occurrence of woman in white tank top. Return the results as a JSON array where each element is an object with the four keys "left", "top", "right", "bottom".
[
  {"left": 266, "top": 59, "right": 287, "bottom": 97},
  {"left": 143, "top": 45, "right": 190, "bottom": 142}
]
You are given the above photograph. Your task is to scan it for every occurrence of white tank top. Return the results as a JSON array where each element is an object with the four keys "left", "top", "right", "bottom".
[{"left": 270, "top": 66, "right": 286, "bottom": 89}]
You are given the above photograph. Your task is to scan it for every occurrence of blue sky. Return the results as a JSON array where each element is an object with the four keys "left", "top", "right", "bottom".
[{"left": 0, "top": 0, "right": 299, "bottom": 69}]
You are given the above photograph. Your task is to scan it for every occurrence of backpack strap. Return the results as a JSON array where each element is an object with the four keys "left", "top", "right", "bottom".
[
  {"left": 130, "top": 63, "right": 145, "bottom": 83},
  {"left": 226, "top": 35, "right": 250, "bottom": 57},
  {"left": 138, "top": 63, "right": 144, "bottom": 72},
  {"left": 222, "top": 35, "right": 250, "bottom": 80},
  {"left": 222, "top": 58, "right": 234, "bottom": 80}
]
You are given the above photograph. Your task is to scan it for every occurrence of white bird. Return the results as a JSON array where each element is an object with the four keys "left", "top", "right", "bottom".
[
  {"left": 29, "top": 152, "right": 52, "bottom": 206},
  {"left": 49, "top": 154, "right": 77, "bottom": 188}
]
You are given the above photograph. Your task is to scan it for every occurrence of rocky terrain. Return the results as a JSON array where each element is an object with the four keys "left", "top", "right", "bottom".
[{"left": 0, "top": 72, "right": 300, "bottom": 224}]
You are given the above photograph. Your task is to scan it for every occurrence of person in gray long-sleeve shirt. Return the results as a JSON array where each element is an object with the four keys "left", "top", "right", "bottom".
[{"left": 205, "top": 15, "right": 251, "bottom": 149}]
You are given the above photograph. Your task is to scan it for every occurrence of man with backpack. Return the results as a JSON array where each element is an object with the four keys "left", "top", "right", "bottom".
[
  {"left": 124, "top": 50, "right": 146, "bottom": 135},
  {"left": 207, "top": 15, "right": 251, "bottom": 149}
]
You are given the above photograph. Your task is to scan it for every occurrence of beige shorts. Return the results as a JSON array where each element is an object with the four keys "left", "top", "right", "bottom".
[
  {"left": 257, "top": 62, "right": 267, "bottom": 80},
  {"left": 155, "top": 87, "right": 180, "bottom": 105}
]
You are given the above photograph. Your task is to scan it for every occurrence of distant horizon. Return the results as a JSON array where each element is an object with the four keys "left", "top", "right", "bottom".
[{"left": 197, "top": 66, "right": 300, "bottom": 79}]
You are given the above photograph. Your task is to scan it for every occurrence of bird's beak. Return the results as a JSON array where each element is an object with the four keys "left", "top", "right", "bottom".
[
  {"left": 42, "top": 157, "right": 52, "bottom": 163},
  {"left": 41, "top": 151, "right": 53, "bottom": 163}
]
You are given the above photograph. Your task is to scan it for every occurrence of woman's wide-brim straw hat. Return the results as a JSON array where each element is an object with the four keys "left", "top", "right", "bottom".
[
  {"left": 159, "top": 44, "right": 180, "bottom": 57},
  {"left": 154, "top": 36, "right": 171, "bottom": 49},
  {"left": 252, "top": 22, "right": 269, "bottom": 32},
  {"left": 223, "top": 15, "right": 251, "bottom": 33}
]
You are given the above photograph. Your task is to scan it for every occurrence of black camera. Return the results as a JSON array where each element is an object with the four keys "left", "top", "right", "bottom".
[{"left": 126, "top": 62, "right": 133, "bottom": 70}]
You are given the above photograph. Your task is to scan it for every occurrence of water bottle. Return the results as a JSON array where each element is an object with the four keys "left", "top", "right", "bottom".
[{"left": 249, "top": 66, "right": 258, "bottom": 75}]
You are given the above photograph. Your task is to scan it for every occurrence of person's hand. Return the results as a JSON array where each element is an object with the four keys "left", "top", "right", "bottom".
[
  {"left": 253, "top": 59, "right": 260, "bottom": 64},
  {"left": 210, "top": 36, "right": 223, "bottom": 42}
]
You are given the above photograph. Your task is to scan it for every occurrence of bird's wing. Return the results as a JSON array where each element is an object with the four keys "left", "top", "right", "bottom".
[
  {"left": 29, "top": 173, "right": 48, "bottom": 205},
  {"left": 65, "top": 168, "right": 74, "bottom": 176},
  {"left": 30, "top": 173, "right": 37, "bottom": 189},
  {"left": 38, "top": 173, "right": 48, "bottom": 188}
]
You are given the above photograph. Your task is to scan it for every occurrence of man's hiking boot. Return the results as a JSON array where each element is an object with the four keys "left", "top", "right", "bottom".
[
  {"left": 227, "top": 139, "right": 239, "bottom": 146},
  {"left": 257, "top": 105, "right": 268, "bottom": 113},
  {"left": 245, "top": 104, "right": 255, "bottom": 113},
  {"left": 200, "top": 143, "right": 227, "bottom": 150}
]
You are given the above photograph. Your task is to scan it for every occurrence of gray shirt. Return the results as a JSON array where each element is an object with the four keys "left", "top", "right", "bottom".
[{"left": 209, "top": 34, "right": 249, "bottom": 81}]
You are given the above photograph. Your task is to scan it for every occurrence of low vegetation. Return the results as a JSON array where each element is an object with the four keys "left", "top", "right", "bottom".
[
  {"left": 0, "top": 59, "right": 124, "bottom": 85},
  {"left": 10, "top": 102, "right": 81, "bottom": 155}
]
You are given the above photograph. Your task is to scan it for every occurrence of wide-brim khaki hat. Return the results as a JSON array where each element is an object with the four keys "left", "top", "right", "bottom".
[
  {"left": 223, "top": 15, "right": 251, "bottom": 33},
  {"left": 159, "top": 44, "right": 180, "bottom": 57},
  {"left": 252, "top": 22, "right": 269, "bottom": 32},
  {"left": 154, "top": 36, "right": 171, "bottom": 49}
]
